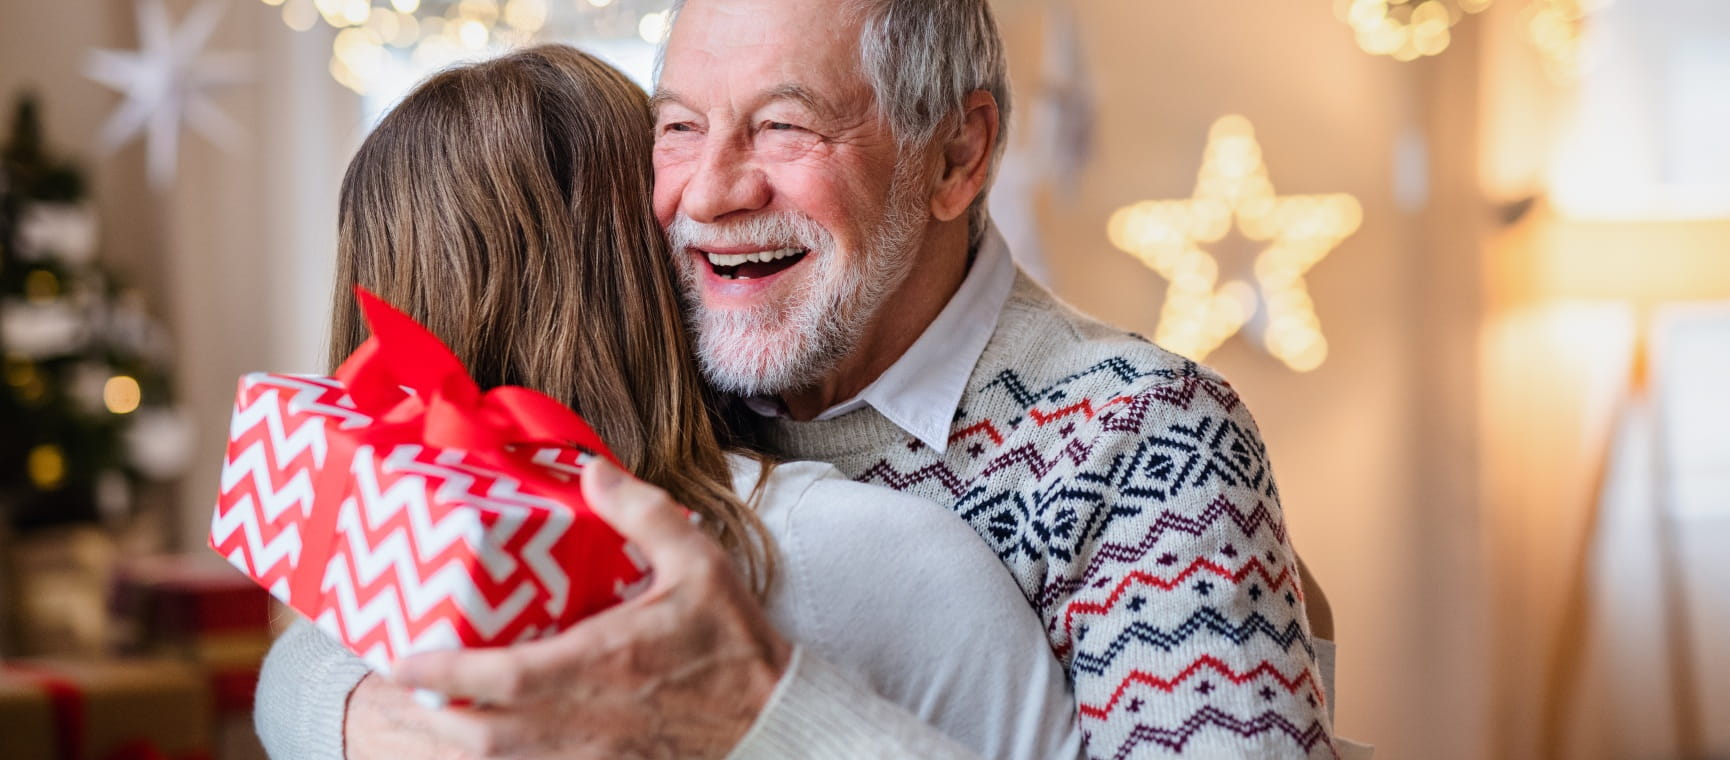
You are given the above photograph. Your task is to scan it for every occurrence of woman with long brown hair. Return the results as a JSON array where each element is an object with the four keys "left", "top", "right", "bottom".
[
  {"left": 323, "top": 43, "right": 774, "bottom": 594},
  {"left": 254, "top": 45, "right": 1081, "bottom": 759}
]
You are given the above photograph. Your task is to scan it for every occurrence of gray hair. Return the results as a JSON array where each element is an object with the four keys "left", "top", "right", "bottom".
[{"left": 661, "top": 0, "right": 1012, "bottom": 251}]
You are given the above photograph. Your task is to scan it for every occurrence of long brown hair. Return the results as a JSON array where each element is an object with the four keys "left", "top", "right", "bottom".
[{"left": 328, "top": 44, "right": 773, "bottom": 593}]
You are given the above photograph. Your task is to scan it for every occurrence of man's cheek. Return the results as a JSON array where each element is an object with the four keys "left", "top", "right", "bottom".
[
  {"left": 651, "top": 154, "right": 693, "bottom": 225},
  {"left": 760, "top": 168, "right": 852, "bottom": 228},
  {"left": 650, "top": 181, "right": 682, "bottom": 228}
]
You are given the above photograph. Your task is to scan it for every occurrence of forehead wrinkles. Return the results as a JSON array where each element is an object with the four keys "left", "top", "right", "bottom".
[
  {"left": 660, "top": 0, "right": 868, "bottom": 109},
  {"left": 672, "top": 0, "right": 859, "bottom": 52}
]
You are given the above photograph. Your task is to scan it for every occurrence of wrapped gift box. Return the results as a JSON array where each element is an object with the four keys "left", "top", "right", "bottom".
[
  {"left": 110, "top": 555, "right": 272, "bottom": 644},
  {"left": 208, "top": 289, "right": 646, "bottom": 674},
  {"left": 109, "top": 555, "right": 273, "bottom": 716},
  {"left": 0, "top": 658, "right": 211, "bottom": 760},
  {"left": 4, "top": 526, "right": 117, "bottom": 658}
]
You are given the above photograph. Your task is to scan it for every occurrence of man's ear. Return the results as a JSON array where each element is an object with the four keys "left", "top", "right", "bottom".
[{"left": 929, "top": 91, "right": 1000, "bottom": 223}]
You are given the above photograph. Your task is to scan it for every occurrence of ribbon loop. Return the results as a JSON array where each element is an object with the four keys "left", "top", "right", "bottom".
[{"left": 335, "top": 286, "right": 621, "bottom": 467}]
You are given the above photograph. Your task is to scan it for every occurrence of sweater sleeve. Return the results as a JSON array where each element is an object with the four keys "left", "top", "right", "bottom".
[
  {"left": 1042, "top": 374, "right": 1336, "bottom": 758},
  {"left": 727, "top": 646, "right": 983, "bottom": 760},
  {"left": 256, "top": 620, "right": 978, "bottom": 760},
  {"left": 254, "top": 619, "right": 372, "bottom": 760}
]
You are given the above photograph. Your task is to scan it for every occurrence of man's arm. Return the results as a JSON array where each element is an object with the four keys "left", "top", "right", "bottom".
[
  {"left": 1041, "top": 375, "right": 1335, "bottom": 758},
  {"left": 264, "top": 458, "right": 990, "bottom": 760},
  {"left": 378, "top": 458, "right": 986, "bottom": 760},
  {"left": 261, "top": 621, "right": 981, "bottom": 760}
]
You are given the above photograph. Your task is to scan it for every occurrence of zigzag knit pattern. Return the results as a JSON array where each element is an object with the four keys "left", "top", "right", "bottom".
[{"left": 763, "top": 275, "right": 1337, "bottom": 759}]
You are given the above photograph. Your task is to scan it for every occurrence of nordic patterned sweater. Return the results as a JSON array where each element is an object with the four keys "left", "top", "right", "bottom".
[{"left": 755, "top": 272, "right": 1338, "bottom": 759}]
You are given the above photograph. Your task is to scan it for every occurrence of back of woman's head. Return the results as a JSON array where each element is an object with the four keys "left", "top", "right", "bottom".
[{"left": 330, "top": 44, "right": 770, "bottom": 590}]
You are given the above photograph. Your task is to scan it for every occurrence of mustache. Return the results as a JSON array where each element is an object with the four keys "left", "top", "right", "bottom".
[{"left": 665, "top": 211, "right": 835, "bottom": 253}]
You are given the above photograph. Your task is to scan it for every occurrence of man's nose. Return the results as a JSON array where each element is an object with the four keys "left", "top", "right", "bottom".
[{"left": 681, "top": 136, "right": 771, "bottom": 224}]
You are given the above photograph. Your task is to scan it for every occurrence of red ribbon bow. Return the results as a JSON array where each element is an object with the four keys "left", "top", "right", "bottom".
[
  {"left": 285, "top": 287, "right": 622, "bottom": 613},
  {"left": 334, "top": 286, "right": 621, "bottom": 469}
]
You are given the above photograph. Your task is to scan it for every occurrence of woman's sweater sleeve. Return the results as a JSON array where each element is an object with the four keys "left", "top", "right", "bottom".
[
  {"left": 727, "top": 646, "right": 983, "bottom": 760},
  {"left": 256, "top": 617, "right": 982, "bottom": 760},
  {"left": 254, "top": 619, "right": 372, "bottom": 760}
]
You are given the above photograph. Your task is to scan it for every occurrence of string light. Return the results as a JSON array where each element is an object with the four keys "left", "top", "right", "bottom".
[
  {"left": 104, "top": 375, "right": 143, "bottom": 414},
  {"left": 342, "top": 0, "right": 373, "bottom": 26},
  {"left": 637, "top": 10, "right": 669, "bottom": 43},
  {"left": 1338, "top": 0, "right": 1605, "bottom": 73},
  {"left": 24, "top": 269, "right": 60, "bottom": 303},
  {"left": 1109, "top": 115, "right": 1362, "bottom": 372},
  {"left": 1525, "top": 0, "right": 1604, "bottom": 81},
  {"left": 28, "top": 444, "right": 67, "bottom": 490},
  {"left": 282, "top": 0, "right": 319, "bottom": 31},
  {"left": 5, "top": 356, "right": 47, "bottom": 404},
  {"left": 503, "top": 0, "right": 548, "bottom": 33},
  {"left": 1335, "top": 0, "right": 1488, "bottom": 61},
  {"left": 259, "top": 0, "right": 677, "bottom": 94},
  {"left": 456, "top": 18, "right": 490, "bottom": 48}
]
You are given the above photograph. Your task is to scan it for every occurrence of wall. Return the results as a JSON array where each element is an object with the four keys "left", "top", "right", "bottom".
[
  {"left": 1476, "top": 3, "right": 1730, "bottom": 757},
  {"left": 994, "top": 2, "right": 1492, "bottom": 757}
]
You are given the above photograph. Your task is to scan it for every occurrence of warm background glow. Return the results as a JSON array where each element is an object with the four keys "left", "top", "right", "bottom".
[{"left": 0, "top": 1, "right": 1724, "bottom": 758}]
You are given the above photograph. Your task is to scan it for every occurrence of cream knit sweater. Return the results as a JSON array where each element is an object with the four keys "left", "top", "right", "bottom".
[
  {"left": 751, "top": 273, "right": 1338, "bottom": 758},
  {"left": 254, "top": 459, "right": 1086, "bottom": 759}
]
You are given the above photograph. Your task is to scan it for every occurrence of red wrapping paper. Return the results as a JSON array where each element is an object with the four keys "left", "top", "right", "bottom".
[{"left": 208, "top": 288, "right": 648, "bottom": 673}]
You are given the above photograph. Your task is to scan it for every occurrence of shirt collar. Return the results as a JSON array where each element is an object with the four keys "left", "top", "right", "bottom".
[{"left": 744, "top": 224, "right": 1017, "bottom": 453}]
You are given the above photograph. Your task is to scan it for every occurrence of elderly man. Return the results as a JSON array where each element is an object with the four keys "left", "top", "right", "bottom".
[{"left": 262, "top": 0, "right": 1342, "bottom": 757}]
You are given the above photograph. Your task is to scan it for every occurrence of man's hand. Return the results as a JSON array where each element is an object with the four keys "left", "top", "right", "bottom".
[
  {"left": 345, "top": 673, "right": 473, "bottom": 760},
  {"left": 383, "top": 458, "right": 793, "bottom": 760}
]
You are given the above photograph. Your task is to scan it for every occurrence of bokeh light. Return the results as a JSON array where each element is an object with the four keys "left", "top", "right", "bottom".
[
  {"left": 1109, "top": 116, "right": 1362, "bottom": 371},
  {"left": 27, "top": 444, "right": 66, "bottom": 490},
  {"left": 260, "top": 0, "right": 677, "bottom": 94},
  {"left": 104, "top": 375, "right": 143, "bottom": 415}
]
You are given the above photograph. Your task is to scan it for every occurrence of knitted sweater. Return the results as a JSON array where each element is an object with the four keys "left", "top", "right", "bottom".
[
  {"left": 254, "top": 458, "right": 1085, "bottom": 760},
  {"left": 757, "top": 273, "right": 1337, "bottom": 759}
]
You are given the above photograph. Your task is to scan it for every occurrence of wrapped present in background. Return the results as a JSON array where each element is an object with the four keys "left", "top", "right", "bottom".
[
  {"left": 108, "top": 555, "right": 273, "bottom": 717},
  {"left": 0, "top": 543, "right": 263, "bottom": 759},
  {"left": 110, "top": 555, "right": 272, "bottom": 646},
  {"left": 0, "top": 658, "right": 211, "bottom": 760},
  {"left": 208, "top": 288, "right": 646, "bottom": 674},
  {"left": 2, "top": 525, "right": 116, "bottom": 659}
]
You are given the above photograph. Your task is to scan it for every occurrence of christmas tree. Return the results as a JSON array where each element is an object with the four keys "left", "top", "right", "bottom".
[{"left": 1, "top": 92, "right": 184, "bottom": 531}]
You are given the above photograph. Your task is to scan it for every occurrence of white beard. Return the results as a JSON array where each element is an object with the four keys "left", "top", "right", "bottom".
[{"left": 667, "top": 164, "right": 927, "bottom": 398}]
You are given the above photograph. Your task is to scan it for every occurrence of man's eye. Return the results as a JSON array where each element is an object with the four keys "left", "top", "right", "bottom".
[{"left": 766, "top": 122, "right": 800, "bottom": 131}]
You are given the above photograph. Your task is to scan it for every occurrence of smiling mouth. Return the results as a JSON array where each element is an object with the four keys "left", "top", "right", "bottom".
[{"left": 703, "top": 247, "right": 810, "bottom": 281}]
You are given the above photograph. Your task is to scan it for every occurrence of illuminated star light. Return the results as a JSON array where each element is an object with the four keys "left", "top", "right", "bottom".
[
  {"left": 1108, "top": 115, "right": 1362, "bottom": 372},
  {"left": 85, "top": 0, "right": 253, "bottom": 189}
]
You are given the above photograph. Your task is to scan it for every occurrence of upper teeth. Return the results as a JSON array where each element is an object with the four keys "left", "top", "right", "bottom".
[{"left": 705, "top": 248, "right": 802, "bottom": 267}]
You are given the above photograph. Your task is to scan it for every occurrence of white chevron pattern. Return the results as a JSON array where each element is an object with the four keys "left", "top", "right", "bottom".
[
  {"left": 220, "top": 440, "right": 318, "bottom": 523},
  {"left": 212, "top": 372, "right": 638, "bottom": 670},
  {"left": 211, "top": 491, "right": 304, "bottom": 575}
]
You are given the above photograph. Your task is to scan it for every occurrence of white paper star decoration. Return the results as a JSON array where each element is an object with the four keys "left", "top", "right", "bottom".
[
  {"left": 1108, "top": 115, "right": 1363, "bottom": 372},
  {"left": 85, "top": 0, "right": 254, "bottom": 190}
]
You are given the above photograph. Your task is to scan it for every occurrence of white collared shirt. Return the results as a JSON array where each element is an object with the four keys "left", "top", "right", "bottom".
[{"left": 744, "top": 224, "right": 1018, "bottom": 453}]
